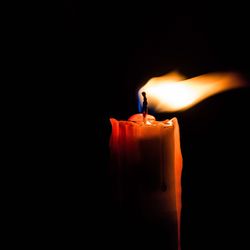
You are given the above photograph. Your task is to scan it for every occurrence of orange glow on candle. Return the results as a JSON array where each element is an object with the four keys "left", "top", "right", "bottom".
[{"left": 109, "top": 114, "right": 182, "bottom": 250}]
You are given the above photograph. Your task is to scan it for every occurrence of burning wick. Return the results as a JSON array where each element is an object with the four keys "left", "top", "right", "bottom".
[{"left": 142, "top": 91, "right": 148, "bottom": 122}]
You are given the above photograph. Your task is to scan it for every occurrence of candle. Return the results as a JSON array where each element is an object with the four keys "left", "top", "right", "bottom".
[
  {"left": 109, "top": 93, "right": 182, "bottom": 250},
  {"left": 108, "top": 71, "right": 246, "bottom": 250}
]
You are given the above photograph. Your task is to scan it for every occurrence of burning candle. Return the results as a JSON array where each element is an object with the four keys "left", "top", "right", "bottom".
[
  {"left": 109, "top": 70, "right": 246, "bottom": 250},
  {"left": 109, "top": 92, "right": 182, "bottom": 250}
]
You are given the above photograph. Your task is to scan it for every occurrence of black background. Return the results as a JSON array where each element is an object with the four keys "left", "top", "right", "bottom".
[{"left": 62, "top": 1, "right": 250, "bottom": 249}]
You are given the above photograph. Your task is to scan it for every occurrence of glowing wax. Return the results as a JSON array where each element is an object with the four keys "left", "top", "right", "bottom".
[{"left": 109, "top": 114, "right": 182, "bottom": 250}]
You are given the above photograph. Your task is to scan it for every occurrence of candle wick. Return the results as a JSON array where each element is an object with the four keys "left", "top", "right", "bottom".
[{"left": 142, "top": 91, "right": 148, "bottom": 122}]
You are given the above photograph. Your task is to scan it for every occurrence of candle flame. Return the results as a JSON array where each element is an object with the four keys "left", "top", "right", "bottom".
[{"left": 138, "top": 71, "right": 247, "bottom": 112}]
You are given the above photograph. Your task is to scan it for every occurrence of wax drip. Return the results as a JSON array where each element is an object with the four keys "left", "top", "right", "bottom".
[
  {"left": 161, "top": 156, "right": 167, "bottom": 192},
  {"left": 142, "top": 91, "right": 148, "bottom": 122},
  {"left": 161, "top": 137, "right": 167, "bottom": 192},
  {"left": 161, "top": 176, "right": 167, "bottom": 192}
]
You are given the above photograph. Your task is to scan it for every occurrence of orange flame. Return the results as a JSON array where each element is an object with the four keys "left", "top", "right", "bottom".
[{"left": 139, "top": 71, "right": 247, "bottom": 112}]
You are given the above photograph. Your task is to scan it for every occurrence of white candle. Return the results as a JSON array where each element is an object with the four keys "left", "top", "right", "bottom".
[
  {"left": 108, "top": 70, "right": 246, "bottom": 249},
  {"left": 109, "top": 112, "right": 182, "bottom": 250}
]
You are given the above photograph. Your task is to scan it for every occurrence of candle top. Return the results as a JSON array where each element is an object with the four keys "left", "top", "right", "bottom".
[{"left": 128, "top": 113, "right": 173, "bottom": 127}]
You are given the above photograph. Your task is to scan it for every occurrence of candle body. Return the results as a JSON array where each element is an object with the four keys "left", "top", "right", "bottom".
[{"left": 109, "top": 115, "right": 182, "bottom": 250}]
